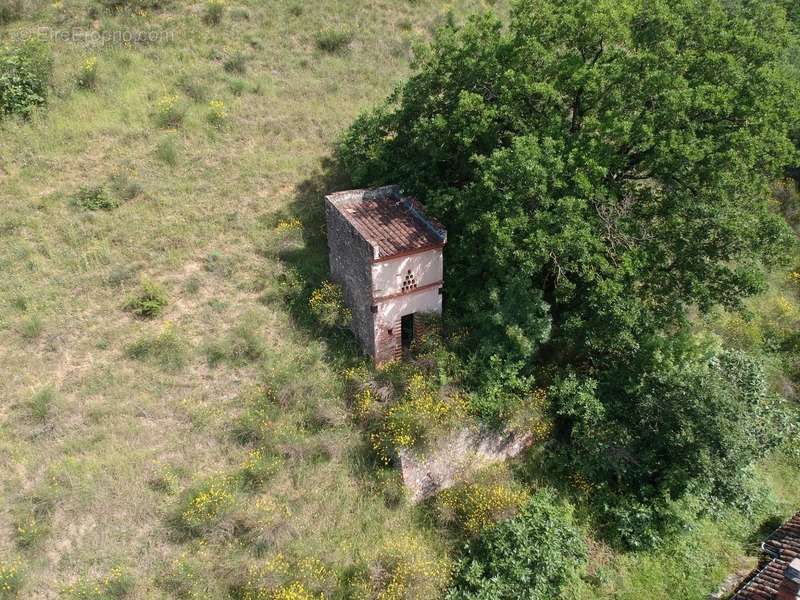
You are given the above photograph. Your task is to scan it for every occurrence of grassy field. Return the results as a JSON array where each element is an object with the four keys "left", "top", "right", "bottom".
[{"left": 0, "top": 1, "right": 798, "bottom": 598}]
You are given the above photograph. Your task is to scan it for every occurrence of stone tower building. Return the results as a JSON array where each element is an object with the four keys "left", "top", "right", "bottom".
[{"left": 325, "top": 185, "right": 447, "bottom": 364}]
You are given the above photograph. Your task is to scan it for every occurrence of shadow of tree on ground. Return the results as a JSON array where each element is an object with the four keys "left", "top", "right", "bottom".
[{"left": 271, "top": 156, "right": 365, "bottom": 370}]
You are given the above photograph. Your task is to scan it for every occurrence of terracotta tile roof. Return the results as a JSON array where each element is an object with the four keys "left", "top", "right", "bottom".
[
  {"left": 733, "top": 511, "right": 800, "bottom": 600},
  {"left": 326, "top": 186, "right": 446, "bottom": 259}
]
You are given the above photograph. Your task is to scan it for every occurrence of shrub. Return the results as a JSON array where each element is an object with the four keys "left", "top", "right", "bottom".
[
  {"left": 202, "top": 0, "right": 225, "bottom": 25},
  {"left": 0, "top": 560, "right": 23, "bottom": 599},
  {"left": 308, "top": 281, "right": 351, "bottom": 329},
  {"left": 223, "top": 51, "right": 247, "bottom": 74},
  {"left": 552, "top": 339, "right": 791, "bottom": 548},
  {"left": 239, "top": 555, "right": 338, "bottom": 600},
  {"left": 0, "top": 38, "right": 53, "bottom": 118},
  {"left": 177, "top": 477, "right": 236, "bottom": 534},
  {"left": 370, "top": 373, "right": 468, "bottom": 464},
  {"left": 125, "top": 324, "right": 187, "bottom": 371},
  {"left": 206, "top": 99, "right": 227, "bottom": 128},
  {"left": 155, "top": 137, "right": 178, "bottom": 165},
  {"left": 0, "top": 0, "right": 22, "bottom": 25},
  {"left": 71, "top": 186, "right": 118, "bottom": 211},
  {"left": 237, "top": 449, "right": 282, "bottom": 488},
  {"left": 447, "top": 490, "right": 586, "bottom": 600},
  {"left": 437, "top": 481, "right": 529, "bottom": 536},
  {"left": 153, "top": 94, "right": 185, "bottom": 128},
  {"left": 228, "top": 78, "right": 246, "bottom": 96},
  {"left": 233, "top": 386, "right": 279, "bottom": 445},
  {"left": 123, "top": 278, "right": 168, "bottom": 318},
  {"left": 76, "top": 56, "right": 98, "bottom": 90},
  {"left": 315, "top": 29, "right": 354, "bottom": 54}
]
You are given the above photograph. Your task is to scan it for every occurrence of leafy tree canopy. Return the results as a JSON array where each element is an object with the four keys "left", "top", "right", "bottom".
[
  {"left": 551, "top": 335, "right": 794, "bottom": 546},
  {"left": 339, "top": 0, "right": 800, "bottom": 376},
  {"left": 340, "top": 0, "right": 800, "bottom": 545},
  {"left": 447, "top": 489, "right": 586, "bottom": 600}
]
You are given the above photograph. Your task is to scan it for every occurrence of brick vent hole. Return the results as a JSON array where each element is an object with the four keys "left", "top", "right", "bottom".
[{"left": 401, "top": 269, "right": 418, "bottom": 293}]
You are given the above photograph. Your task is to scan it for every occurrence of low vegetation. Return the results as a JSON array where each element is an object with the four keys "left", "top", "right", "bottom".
[
  {"left": 447, "top": 490, "right": 586, "bottom": 600},
  {"left": 0, "top": 38, "right": 52, "bottom": 118},
  {"left": 122, "top": 278, "right": 169, "bottom": 318},
  {"left": 0, "top": 0, "right": 798, "bottom": 599},
  {"left": 341, "top": 0, "right": 800, "bottom": 551}
]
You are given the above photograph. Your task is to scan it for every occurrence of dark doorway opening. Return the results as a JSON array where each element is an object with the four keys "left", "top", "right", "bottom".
[{"left": 401, "top": 313, "right": 414, "bottom": 349}]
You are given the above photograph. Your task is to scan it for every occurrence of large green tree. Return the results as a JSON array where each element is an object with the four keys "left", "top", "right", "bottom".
[
  {"left": 340, "top": 0, "right": 800, "bottom": 543},
  {"left": 340, "top": 0, "right": 799, "bottom": 372}
]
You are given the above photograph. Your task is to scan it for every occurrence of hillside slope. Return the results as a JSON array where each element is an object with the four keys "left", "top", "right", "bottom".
[{"left": 0, "top": 1, "right": 798, "bottom": 599}]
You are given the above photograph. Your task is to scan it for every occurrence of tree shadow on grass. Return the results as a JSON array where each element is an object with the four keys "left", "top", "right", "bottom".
[
  {"left": 272, "top": 156, "right": 365, "bottom": 370},
  {"left": 743, "top": 513, "right": 787, "bottom": 555}
]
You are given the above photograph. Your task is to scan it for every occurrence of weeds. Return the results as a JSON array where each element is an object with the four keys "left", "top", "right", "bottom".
[
  {"left": 154, "top": 94, "right": 186, "bottom": 128},
  {"left": 107, "top": 264, "right": 138, "bottom": 287},
  {"left": 0, "top": 0, "right": 22, "bottom": 25},
  {"left": 13, "top": 515, "right": 48, "bottom": 550},
  {"left": 176, "top": 72, "right": 208, "bottom": 102},
  {"left": 232, "top": 386, "right": 280, "bottom": 445},
  {"left": 62, "top": 567, "right": 133, "bottom": 599},
  {"left": 206, "top": 99, "right": 228, "bottom": 128},
  {"left": 223, "top": 51, "right": 247, "bottom": 74},
  {"left": 147, "top": 465, "right": 181, "bottom": 495},
  {"left": 203, "top": 0, "right": 225, "bottom": 25},
  {"left": 0, "top": 560, "right": 22, "bottom": 598},
  {"left": 237, "top": 448, "right": 282, "bottom": 488},
  {"left": 29, "top": 386, "right": 56, "bottom": 422},
  {"left": 13, "top": 487, "right": 56, "bottom": 551},
  {"left": 370, "top": 373, "right": 469, "bottom": 464},
  {"left": 436, "top": 480, "right": 529, "bottom": 536},
  {"left": 205, "top": 316, "right": 265, "bottom": 366},
  {"left": 308, "top": 281, "right": 351, "bottom": 329},
  {"left": 155, "top": 136, "right": 178, "bottom": 165},
  {"left": 123, "top": 278, "right": 168, "bottom": 318},
  {"left": 71, "top": 186, "right": 118, "bottom": 211},
  {"left": 125, "top": 324, "right": 188, "bottom": 370},
  {"left": 108, "top": 172, "right": 143, "bottom": 202},
  {"left": 315, "top": 29, "right": 354, "bottom": 54},
  {"left": 99, "top": 0, "right": 168, "bottom": 11},
  {"left": 204, "top": 250, "right": 233, "bottom": 276},
  {"left": 177, "top": 477, "right": 236, "bottom": 535},
  {"left": 19, "top": 314, "right": 42, "bottom": 339},
  {"left": 76, "top": 56, "right": 98, "bottom": 89},
  {"left": 228, "top": 78, "right": 247, "bottom": 95}
]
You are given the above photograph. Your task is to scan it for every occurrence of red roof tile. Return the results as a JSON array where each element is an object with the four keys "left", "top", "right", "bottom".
[
  {"left": 733, "top": 512, "right": 800, "bottom": 600},
  {"left": 326, "top": 186, "right": 446, "bottom": 259}
]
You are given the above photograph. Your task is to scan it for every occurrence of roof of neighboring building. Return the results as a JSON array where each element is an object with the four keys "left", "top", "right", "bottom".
[
  {"left": 326, "top": 185, "right": 447, "bottom": 260},
  {"left": 733, "top": 511, "right": 800, "bottom": 600}
]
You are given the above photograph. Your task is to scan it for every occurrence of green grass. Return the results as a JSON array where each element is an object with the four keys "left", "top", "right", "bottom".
[
  {"left": 29, "top": 386, "right": 57, "bottom": 422},
  {"left": 0, "top": 0, "right": 797, "bottom": 598}
]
